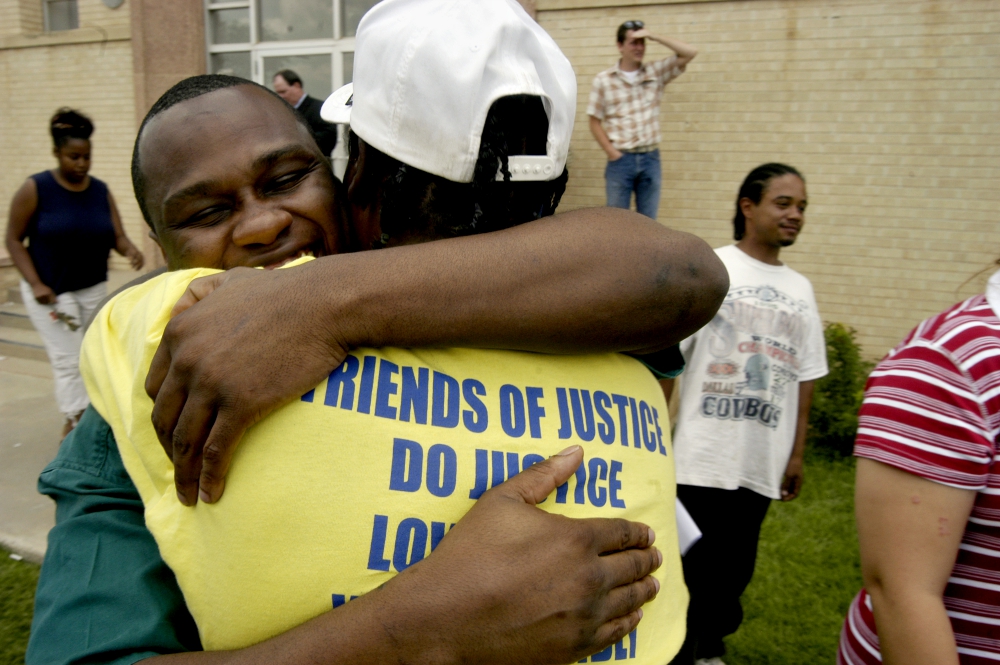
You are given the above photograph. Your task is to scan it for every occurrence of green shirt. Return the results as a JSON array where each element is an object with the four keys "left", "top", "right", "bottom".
[{"left": 26, "top": 406, "right": 200, "bottom": 664}]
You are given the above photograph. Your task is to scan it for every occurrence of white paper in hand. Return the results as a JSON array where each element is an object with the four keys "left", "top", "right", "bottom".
[{"left": 675, "top": 498, "right": 702, "bottom": 556}]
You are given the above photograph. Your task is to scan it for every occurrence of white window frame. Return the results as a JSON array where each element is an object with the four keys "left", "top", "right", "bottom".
[
  {"left": 205, "top": 0, "right": 359, "bottom": 175},
  {"left": 44, "top": 0, "right": 79, "bottom": 32}
]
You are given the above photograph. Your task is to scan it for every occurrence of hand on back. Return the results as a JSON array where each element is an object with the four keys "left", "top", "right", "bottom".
[
  {"left": 145, "top": 263, "right": 352, "bottom": 506},
  {"left": 362, "top": 446, "right": 662, "bottom": 664}
]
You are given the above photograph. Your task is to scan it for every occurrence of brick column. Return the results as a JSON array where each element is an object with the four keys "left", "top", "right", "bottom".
[{"left": 130, "top": 0, "right": 206, "bottom": 267}]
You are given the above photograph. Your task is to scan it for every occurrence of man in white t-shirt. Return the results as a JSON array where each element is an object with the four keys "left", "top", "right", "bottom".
[{"left": 662, "top": 163, "right": 828, "bottom": 665}]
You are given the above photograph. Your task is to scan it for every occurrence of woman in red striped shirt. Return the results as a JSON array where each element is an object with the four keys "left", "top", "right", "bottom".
[{"left": 839, "top": 265, "right": 1000, "bottom": 665}]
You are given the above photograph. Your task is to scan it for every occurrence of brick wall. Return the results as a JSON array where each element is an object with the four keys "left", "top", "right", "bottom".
[
  {"left": 539, "top": 0, "right": 1000, "bottom": 358},
  {"left": 1, "top": 0, "right": 996, "bottom": 356},
  {"left": 0, "top": 0, "right": 141, "bottom": 271},
  {"left": 0, "top": 0, "right": 41, "bottom": 37},
  {"left": 78, "top": 0, "right": 131, "bottom": 31}
]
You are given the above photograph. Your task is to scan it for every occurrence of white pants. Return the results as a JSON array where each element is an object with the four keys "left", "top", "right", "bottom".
[{"left": 20, "top": 280, "right": 107, "bottom": 419}]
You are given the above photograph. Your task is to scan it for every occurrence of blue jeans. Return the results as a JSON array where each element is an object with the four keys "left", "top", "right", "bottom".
[{"left": 605, "top": 149, "right": 662, "bottom": 219}]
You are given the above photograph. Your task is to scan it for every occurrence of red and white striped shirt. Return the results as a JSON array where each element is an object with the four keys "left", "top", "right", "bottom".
[{"left": 839, "top": 293, "right": 1000, "bottom": 664}]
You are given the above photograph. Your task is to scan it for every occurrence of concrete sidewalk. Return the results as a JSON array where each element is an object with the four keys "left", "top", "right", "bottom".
[
  {"left": 0, "top": 356, "right": 60, "bottom": 563},
  {"left": 0, "top": 270, "right": 141, "bottom": 564}
]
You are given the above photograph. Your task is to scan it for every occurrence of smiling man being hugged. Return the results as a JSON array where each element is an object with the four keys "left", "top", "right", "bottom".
[{"left": 32, "top": 0, "right": 719, "bottom": 662}]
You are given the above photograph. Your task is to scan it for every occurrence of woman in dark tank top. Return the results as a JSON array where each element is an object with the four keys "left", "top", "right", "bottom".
[{"left": 4, "top": 108, "right": 145, "bottom": 435}]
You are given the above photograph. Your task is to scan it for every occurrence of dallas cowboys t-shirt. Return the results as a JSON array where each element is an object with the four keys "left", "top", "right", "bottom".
[{"left": 673, "top": 245, "right": 828, "bottom": 499}]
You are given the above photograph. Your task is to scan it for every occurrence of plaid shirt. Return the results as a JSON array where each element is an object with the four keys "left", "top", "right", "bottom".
[{"left": 587, "top": 56, "right": 685, "bottom": 151}]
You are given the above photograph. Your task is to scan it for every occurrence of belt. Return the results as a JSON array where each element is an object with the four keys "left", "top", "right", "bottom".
[{"left": 620, "top": 145, "right": 658, "bottom": 154}]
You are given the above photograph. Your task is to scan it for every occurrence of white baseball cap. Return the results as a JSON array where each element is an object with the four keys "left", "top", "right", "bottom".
[{"left": 321, "top": 0, "right": 576, "bottom": 184}]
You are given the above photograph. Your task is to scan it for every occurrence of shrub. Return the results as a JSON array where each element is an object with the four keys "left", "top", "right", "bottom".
[{"left": 808, "top": 323, "right": 875, "bottom": 457}]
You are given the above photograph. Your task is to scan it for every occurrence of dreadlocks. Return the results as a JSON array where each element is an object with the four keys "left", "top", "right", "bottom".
[{"left": 365, "top": 95, "right": 569, "bottom": 247}]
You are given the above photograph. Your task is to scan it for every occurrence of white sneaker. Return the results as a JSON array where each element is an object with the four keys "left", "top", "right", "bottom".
[{"left": 694, "top": 659, "right": 727, "bottom": 665}]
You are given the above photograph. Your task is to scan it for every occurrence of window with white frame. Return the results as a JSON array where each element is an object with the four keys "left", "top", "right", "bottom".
[
  {"left": 205, "top": 0, "right": 379, "bottom": 100},
  {"left": 206, "top": 0, "right": 377, "bottom": 174},
  {"left": 45, "top": 0, "right": 79, "bottom": 31}
]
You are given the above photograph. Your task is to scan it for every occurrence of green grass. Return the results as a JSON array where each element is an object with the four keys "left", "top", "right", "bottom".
[
  {"left": 724, "top": 453, "right": 861, "bottom": 665},
  {"left": 0, "top": 550, "right": 39, "bottom": 665},
  {"left": 0, "top": 455, "right": 860, "bottom": 664}
]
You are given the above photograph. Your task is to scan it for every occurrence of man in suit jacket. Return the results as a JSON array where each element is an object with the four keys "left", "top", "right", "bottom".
[{"left": 273, "top": 69, "right": 338, "bottom": 155}]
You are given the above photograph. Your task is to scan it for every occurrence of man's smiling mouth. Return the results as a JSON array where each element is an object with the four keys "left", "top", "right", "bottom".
[{"left": 264, "top": 249, "right": 316, "bottom": 270}]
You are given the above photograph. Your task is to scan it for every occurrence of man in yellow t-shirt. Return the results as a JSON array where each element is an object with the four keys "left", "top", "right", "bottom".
[
  {"left": 86, "top": 271, "right": 685, "bottom": 654},
  {"left": 79, "top": 0, "right": 694, "bottom": 660}
]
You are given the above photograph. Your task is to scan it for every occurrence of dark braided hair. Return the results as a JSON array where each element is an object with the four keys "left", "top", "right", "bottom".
[
  {"left": 733, "top": 163, "right": 804, "bottom": 241},
  {"left": 368, "top": 95, "right": 569, "bottom": 247},
  {"left": 50, "top": 108, "right": 93, "bottom": 149},
  {"left": 471, "top": 95, "right": 568, "bottom": 234},
  {"left": 131, "top": 74, "right": 312, "bottom": 228}
]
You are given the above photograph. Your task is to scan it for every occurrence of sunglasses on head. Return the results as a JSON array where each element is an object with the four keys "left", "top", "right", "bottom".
[{"left": 622, "top": 20, "right": 644, "bottom": 30}]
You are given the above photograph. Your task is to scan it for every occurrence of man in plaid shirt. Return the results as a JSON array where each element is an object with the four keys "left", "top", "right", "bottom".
[{"left": 587, "top": 21, "right": 698, "bottom": 219}]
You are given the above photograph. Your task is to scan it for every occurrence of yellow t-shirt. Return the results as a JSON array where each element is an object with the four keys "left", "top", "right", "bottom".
[{"left": 81, "top": 262, "right": 687, "bottom": 661}]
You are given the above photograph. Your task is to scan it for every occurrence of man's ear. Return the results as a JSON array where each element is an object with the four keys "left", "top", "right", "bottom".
[
  {"left": 739, "top": 197, "right": 756, "bottom": 223},
  {"left": 345, "top": 138, "right": 384, "bottom": 250},
  {"left": 347, "top": 138, "right": 384, "bottom": 211},
  {"left": 148, "top": 229, "right": 169, "bottom": 266}
]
